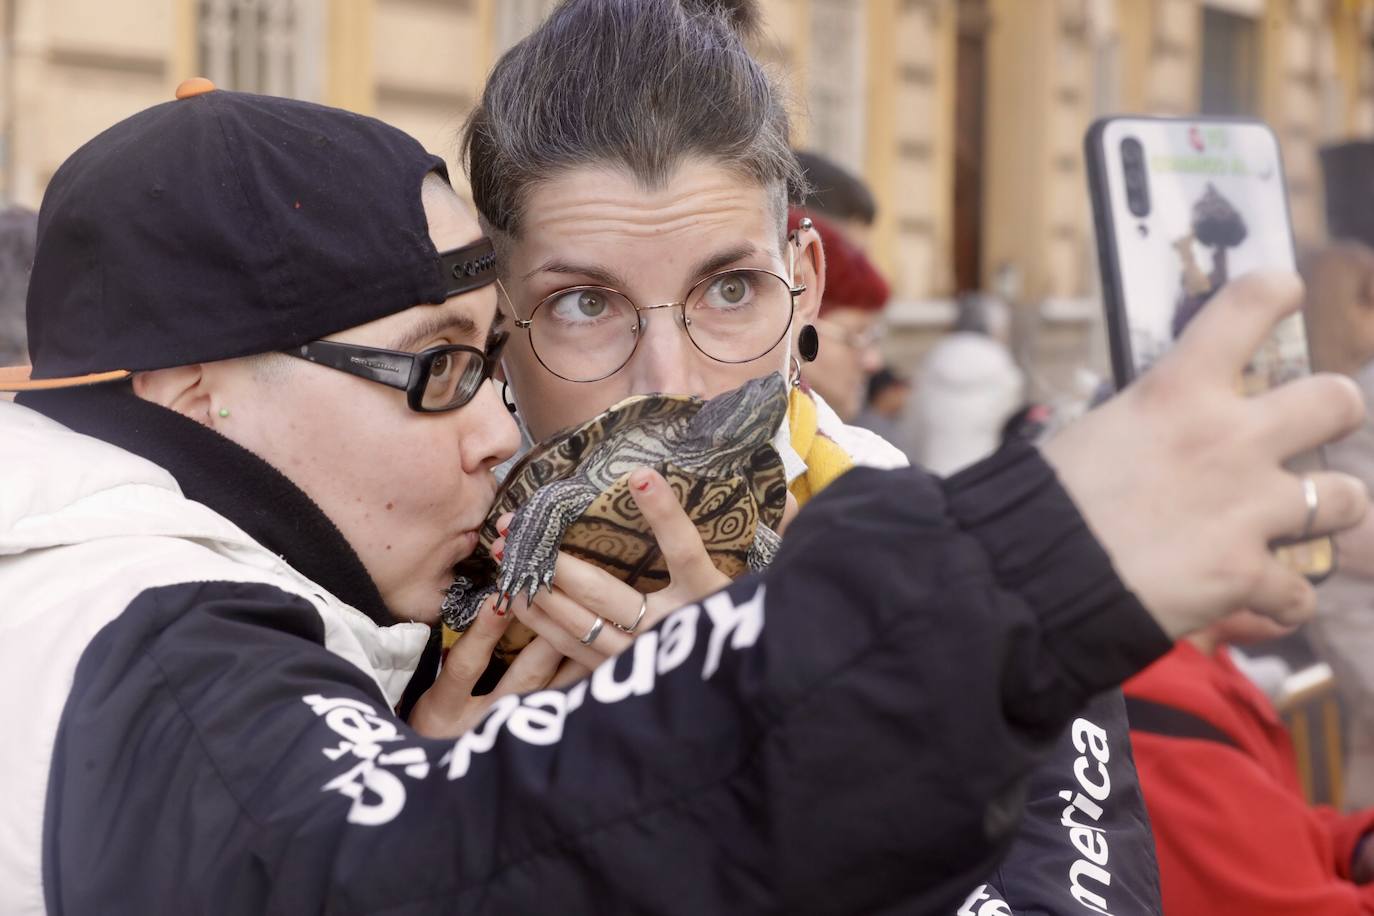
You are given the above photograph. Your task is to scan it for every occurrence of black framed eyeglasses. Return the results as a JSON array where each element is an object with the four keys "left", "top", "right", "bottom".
[{"left": 285, "top": 331, "right": 509, "bottom": 413}]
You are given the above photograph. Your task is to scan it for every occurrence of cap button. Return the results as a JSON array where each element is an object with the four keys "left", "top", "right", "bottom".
[{"left": 174, "top": 77, "right": 216, "bottom": 100}]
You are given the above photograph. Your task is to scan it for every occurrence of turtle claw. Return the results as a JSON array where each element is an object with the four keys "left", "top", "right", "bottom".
[{"left": 441, "top": 577, "right": 495, "bottom": 632}]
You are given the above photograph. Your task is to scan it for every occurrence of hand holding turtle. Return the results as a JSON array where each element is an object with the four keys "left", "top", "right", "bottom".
[
  {"left": 502, "top": 467, "right": 756, "bottom": 671},
  {"left": 408, "top": 600, "right": 567, "bottom": 738}
]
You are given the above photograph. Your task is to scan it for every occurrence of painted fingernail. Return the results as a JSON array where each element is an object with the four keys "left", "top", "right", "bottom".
[
  {"left": 631, "top": 469, "right": 652, "bottom": 492},
  {"left": 492, "top": 539, "right": 505, "bottom": 561}
]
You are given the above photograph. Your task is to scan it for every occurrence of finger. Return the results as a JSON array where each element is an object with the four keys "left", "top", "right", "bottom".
[
  {"left": 437, "top": 594, "right": 508, "bottom": 693},
  {"left": 1252, "top": 373, "right": 1365, "bottom": 461},
  {"left": 777, "top": 491, "right": 799, "bottom": 537},
  {"left": 497, "top": 637, "right": 564, "bottom": 695},
  {"left": 1261, "top": 471, "right": 1368, "bottom": 542},
  {"left": 550, "top": 659, "right": 594, "bottom": 690},
  {"left": 514, "top": 593, "right": 628, "bottom": 669},
  {"left": 549, "top": 550, "right": 652, "bottom": 632},
  {"left": 1243, "top": 558, "right": 1317, "bottom": 626},
  {"left": 496, "top": 512, "right": 513, "bottom": 535},
  {"left": 1164, "top": 270, "right": 1303, "bottom": 386},
  {"left": 627, "top": 467, "right": 718, "bottom": 586}
]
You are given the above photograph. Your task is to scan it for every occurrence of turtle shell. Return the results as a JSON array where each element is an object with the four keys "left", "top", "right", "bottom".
[{"left": 452, "top": 386, "right": 788, "bottom": 655}]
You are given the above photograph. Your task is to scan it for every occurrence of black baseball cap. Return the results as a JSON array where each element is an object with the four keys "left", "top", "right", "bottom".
[{"left": 0, "top": 78, "right": 496, "bottom": 392}]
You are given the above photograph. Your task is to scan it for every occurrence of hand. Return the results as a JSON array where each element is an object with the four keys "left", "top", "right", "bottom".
[
  {"left": 1353, "top": 834, "right": 1374, "bottom": 885},
  {"left": 500, "top": 467, "right": 741, "bottom": 671},
  {"left": 1042, "top": 271, "right": 1369, "bottom": 638},
  {"left": 408, "top": 598, "right": 569, "bottom": 738}
]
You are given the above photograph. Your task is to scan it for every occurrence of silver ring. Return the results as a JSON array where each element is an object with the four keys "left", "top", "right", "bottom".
[
  {"left": 579, "top": 616, "right": 605, "bottom": 647},
  {"left": 1299, "top": 476, "right": 1320, "bottom": 541},
  {"left": 614, "top": 594, "right": 648, "bottom": 635}
]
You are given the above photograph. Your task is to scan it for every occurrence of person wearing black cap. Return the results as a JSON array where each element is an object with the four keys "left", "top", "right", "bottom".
[{"left": 0, "top": 78, "right": 1370, "bottom": 915}]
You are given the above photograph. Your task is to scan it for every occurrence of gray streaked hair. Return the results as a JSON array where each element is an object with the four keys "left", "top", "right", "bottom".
[
  {"left": 461, "top": 0, "right": 805, "bottom": 245},
  {"left": 0, "top": 206, "right": 37, "bottom": 366}
]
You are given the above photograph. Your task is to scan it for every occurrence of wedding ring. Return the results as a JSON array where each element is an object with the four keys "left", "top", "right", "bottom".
[
  {"left": 614, "top": 594, "right": 649, "bottom": 635},
  {"left": 1298, "top": 476, "right": 1319, "bottom": 542},
  {"left": 579, "top": 616, "right": 605, "bottom": 647}
]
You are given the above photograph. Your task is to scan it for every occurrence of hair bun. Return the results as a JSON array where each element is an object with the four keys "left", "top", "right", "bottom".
[{"left": 680, "top": 0, "right": 761, "bottom": 37}]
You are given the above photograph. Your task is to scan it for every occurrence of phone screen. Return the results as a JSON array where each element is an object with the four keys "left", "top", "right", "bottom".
[{"left": 1086, "top": 116, "right": 1333, "bottom": 581}]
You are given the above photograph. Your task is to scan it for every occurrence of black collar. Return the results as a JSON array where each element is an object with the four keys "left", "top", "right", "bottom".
[{"left": 19, "top": 383, "right": 395, "bottom": 625}]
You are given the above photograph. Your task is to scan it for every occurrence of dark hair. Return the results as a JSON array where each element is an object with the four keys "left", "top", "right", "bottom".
[
  {"left": 461, "top": 0, "right": 805, "bottom": 240},
  {"left": 794, "top": 150, "right": 877, "bottom": 226},
  {"left": 0, "top": 206, "right": 37, "bottom": 366}
]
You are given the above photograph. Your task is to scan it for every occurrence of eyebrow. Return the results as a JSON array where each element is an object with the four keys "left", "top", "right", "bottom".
[
  {"left": 524, "top": 243, "right": 764, "bottom": 291},
  {"left": 390, "top": 311, "right": 486, "bottom": 353},
  {"left": 688, "top": 244, "right": 762, "bottom": 280}
]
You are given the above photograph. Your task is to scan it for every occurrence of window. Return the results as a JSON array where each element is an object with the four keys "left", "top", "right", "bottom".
[
  {"left": 808, "top": 0, "right": 868, "bottom": 176},
  {"left": 1200, "top": 7, "right": 1260, "bottom": 116},
  {"left": 198, "top": 0, "right": 322, "bottom": 99}
]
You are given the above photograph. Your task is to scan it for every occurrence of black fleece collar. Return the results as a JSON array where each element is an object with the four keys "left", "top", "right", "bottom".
[{"left": 19, "top": 382, "right": 395, "bottom": 625}]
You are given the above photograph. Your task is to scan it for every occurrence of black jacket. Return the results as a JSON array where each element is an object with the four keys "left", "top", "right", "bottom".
[{"left": 6, "top": 388, "right": 1172, "bottom": 915}]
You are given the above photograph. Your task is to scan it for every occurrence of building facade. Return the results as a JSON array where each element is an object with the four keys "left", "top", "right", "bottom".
[{"left": 2, "top": 0, "right": 1373, "bottom": 394}]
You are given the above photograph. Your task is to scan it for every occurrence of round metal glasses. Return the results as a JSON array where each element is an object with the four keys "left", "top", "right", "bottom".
[{"left": 507, "top": 264, "right": 806, "bottom": 383}]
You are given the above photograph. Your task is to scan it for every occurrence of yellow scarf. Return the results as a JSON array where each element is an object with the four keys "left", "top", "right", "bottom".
[{"left": 786, "top": 387, "right": 855, "bottom": 506}]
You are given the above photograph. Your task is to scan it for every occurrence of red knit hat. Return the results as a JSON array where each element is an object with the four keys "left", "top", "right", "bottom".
[{"left": 789, "top": 209, "right": 890, "bottom": 315}]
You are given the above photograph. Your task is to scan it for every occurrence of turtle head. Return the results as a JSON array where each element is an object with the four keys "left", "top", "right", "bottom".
[{"left": 689, "top": 372, "right": 789, "bottom": 451}]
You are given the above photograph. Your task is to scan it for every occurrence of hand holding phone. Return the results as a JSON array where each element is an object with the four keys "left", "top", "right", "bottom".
[{"left": 1085, "top": 116, "right": 1335, "bottom": 582}]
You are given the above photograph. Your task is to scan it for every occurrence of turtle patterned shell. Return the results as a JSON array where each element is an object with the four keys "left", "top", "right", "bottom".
[
  {"left": 486, "top": 390, "right": 787, "bottom": 585},
  {"left": 448, "top": 377, "right": 790, "bottom": 654}
]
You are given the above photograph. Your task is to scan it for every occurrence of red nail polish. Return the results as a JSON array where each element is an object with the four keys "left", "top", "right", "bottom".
[{"left": 633, "top": 477, "right": 651, "bottom": 492}]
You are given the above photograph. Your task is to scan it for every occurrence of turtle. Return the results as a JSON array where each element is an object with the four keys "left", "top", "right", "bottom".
[{"left": 441, "top": 372, "right": 791, "bottom": 647}]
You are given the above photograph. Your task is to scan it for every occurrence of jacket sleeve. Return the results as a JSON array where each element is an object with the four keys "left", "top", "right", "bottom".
[
  {"left": 1313, "top": 805, "right": 1374, "bottom": 885},
  {"left": 1131, "top": 732, "right": 1374, "bottom": 915},
  {"left": 976, "top": 689, "right": 1164, "bottom": 916},
  {"left": 46, "top": 443, "right": 1172, "bottom": 916}
]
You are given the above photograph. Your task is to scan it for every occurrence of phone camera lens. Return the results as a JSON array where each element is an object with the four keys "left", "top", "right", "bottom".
[{"left": 1120, "top": 137, "right": 1150, "bottom": 218}]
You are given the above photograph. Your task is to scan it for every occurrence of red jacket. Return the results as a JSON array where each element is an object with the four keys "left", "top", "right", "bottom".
[{"left": 1125, "top": 642, "right": 1374, "bottom": 915}]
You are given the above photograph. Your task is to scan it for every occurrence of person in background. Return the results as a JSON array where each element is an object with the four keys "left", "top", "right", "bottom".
[
  {"left": 1124, "top": 610, "right": 1374, "bottom": 915},
  {"left": 853, "top": 365, "right": 913, "bottom": 455},
  {"left": 0, "top": 207, "right": 37, "bottom": 397},
  {"left": 1297, "top": 237, "right": 1374, "bottom": 808},
  {"left": 793, "top": 149, "right": 877, "bottom": 252},
  {"left": 906, "top": 296, "right": 1026, "bottom": 476},
  {"left": 1292, "top": 139, "right": 1374, "bottom": 811},
  {"left": 787, "top": 210, "right": 890, "bottom": 424}
]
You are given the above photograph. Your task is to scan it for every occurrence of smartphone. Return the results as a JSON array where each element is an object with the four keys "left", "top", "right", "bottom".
[{"left": 1085, "top": 115, "right": 1333, "bottom": 582}]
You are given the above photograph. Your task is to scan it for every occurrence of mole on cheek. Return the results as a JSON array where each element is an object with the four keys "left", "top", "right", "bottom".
[{"left": 386, "top": 502, "right": 395, "bottom": 511}]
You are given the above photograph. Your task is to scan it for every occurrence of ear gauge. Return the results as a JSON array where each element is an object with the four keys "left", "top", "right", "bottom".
[{"left": 798, "top": 324, "right": 820, "bottom": 362}]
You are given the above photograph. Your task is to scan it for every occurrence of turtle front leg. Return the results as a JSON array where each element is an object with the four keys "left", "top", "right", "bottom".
[
  {"left": 440, "top": 576, "right": 496, "bottom": 632},
  {"left": 496, "top": 479, "right": 600, "bottom": 608},
  {"left": 746, "top": 523, "right": 781, "bottom": 571}
]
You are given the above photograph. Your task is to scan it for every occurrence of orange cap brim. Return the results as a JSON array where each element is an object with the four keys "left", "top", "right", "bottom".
[{"left": 0, "top": 366, "right": 132, "bottom": 392}]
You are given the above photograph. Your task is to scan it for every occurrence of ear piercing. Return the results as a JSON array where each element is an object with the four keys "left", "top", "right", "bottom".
[{"left": 218, "top": 407, "right": 231, "bottom": 418}]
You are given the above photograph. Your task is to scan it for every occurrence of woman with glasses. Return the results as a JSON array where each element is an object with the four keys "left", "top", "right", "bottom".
[{"left": 457, "top": 1, "right": 1164, "bottom": 912}]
